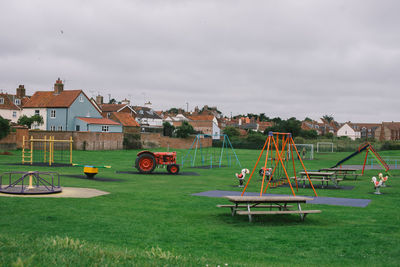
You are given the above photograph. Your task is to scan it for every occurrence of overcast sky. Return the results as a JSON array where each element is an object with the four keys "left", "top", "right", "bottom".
[{"left": 0, "top": 0, "right": 399, "bottom": 122}]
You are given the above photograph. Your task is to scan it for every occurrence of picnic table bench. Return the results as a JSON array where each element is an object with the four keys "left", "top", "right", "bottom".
[
  {"left": 319, "top": 168, "right": 360, "bottom": 180},
  {"left": 297, "top": 171, "right": 342, "bottom": 188},
  {"left": 218, "top": 196, "right": 321, "bottom": 222}
]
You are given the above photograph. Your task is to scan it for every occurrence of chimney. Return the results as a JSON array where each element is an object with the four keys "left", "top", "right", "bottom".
[
  {"left": 16, "top": 85, "right": 26, "bottom": 98},
  {"left": 54, "top": 78, "right": 64, "bottom": 94},
  {"left": 144, "top": 101, "right": 152, "bottom": 109},
  {"left": 96, "top": 95, "right": 104, "bottom": 105}
]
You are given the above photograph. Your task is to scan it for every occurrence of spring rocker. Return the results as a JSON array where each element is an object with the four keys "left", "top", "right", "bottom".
[
  {"left": 241, "top": 132, "right": 317, "bottom": 197},
  {"left": 0, "top": 171, "right": 61, "bottom": 194},
  {"left": 378, "top": 173, "right": 388, "bottom": 187},
  {"left": 235, "top": 168, "right": 249, "bottom": 187},
  {"left": 72, "top": 164, "right": 111, "bottom": 178},
  {"left": 371, "top": 176, "right": 383, "bottom": 194}
]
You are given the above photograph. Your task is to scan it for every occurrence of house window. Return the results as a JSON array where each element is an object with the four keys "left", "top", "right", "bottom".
[
  {"left": 14, "top": 99, "right": 21, "bottom": 105},
  {"left": 58, "top": 126, "right": 63, "bottom": 131},
  {"left": 50, "top": 126, "right": 56, "bottom": 131},
  {"left": 102, "top": 125, "right": 109, "bottom": 132},
  {"left": 76, "top": 125, "right": 80, "bottom": 131},
  {"left": 79, "top": 96, "right": 84, "bottom": 102},
  {"left": 50, "top": 109, "right": 56, "bottom": 118},
  {"left": 107, "top": 112, "right": 111, "bottom": 118},
  {"left": 35, "top": 110, "right": 40, "bottom": 115},
  {"left": 0, "top": 98, "right": 3, "bottom": 104},
  {"left": 12, "top": 111, "right": 17, "bottom": 117}
]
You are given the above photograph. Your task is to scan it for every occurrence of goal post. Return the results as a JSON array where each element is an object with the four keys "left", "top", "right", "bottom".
[
  {"left": 317, "top": 142, "right": 334, "bottom": 153},
  {"left": 288, "top": 144, "right": 314, "bottom": 160}
]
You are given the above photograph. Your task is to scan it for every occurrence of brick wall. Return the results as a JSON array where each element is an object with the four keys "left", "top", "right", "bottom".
[
  {"left": 0, "top": 127, "right": 28, "bottom": 149},
  {"left": 141, "top": 133, "right": 212, "bottom": 149}
]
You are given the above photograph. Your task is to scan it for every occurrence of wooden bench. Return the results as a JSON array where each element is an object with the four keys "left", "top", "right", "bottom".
[
  {"left": 291, "top": 177, "right": 343, "bottom": 188},
  {"left": 319, "top": 168, "right": 360, "bottom": 180},
  {"left": 216, "top": 204, "right": 293, "bottom": 216},
  {"left": 236, "top": 210, "right": 322, "bottom": 221},
  {"left": 220, "top": 196, "right": 321, "bottom": 222}
]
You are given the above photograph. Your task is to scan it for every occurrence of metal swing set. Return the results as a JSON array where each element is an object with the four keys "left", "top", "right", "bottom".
[{"left": 241, "top": 132, "right": 318, "bottom": 197}]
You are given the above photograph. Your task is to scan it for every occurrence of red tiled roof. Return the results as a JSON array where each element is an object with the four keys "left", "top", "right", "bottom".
[
  {"left": 23, "top": 90, "right": 82, "bottom": 108},
  {"left": 189, "top": 115, "right": 215, "bottom": 121},
  {"left": 111, "top": 112, "right": 140, "bottom": 127},
  {"left": 0, "top": 94, "right": 19, "bottom": 110},
  {"left": 76, "top": 117, "right": 120, "bottom": 125}
]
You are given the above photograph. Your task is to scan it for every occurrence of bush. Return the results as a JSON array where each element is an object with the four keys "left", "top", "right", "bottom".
[
  {"left": 163, "top": 122, "right": 175, "bottom": 137},
  {"left": 381, "top": 141, "right": 400, "bottom": 151},
  {"left": 175, "top": 121, "right": 195, "bottom": 138},
  {"left": 223, "top": 126, "right": 240, "bottom": 138},
  {"left": 123, "top": 133, "right": 142, "bottom": 149},
  {"left": 0, "top": 116, "right": 10, "bottom": 140}
]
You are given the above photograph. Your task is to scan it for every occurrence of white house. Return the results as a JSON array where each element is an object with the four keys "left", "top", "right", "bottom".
[
  {"left": 337, "top": 123, "right": 361, "bottom": 140},
  {"left": 0, "top": 85, "right": 30, "bottom": 123}
]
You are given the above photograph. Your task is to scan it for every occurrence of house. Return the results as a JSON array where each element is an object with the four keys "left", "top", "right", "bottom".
[
  {"left": 188, "top": 114, "right": 221, "bottom": 139},
  {"left": 0, "top": 85, "right": 30, "bottom": 123},
  {"left": 22, "top": 78, "right": 122, "bottom": 132},
  {"left": 109, "top": 112, "right": 140, "bottom": 133},
  {"left": 93, "top": 95, "right": 136, "bottom": 119},
  {"left": 336, "top": 123, "right": 360, "bottom": 140},
  {"left": 301, "top": 118, "right": 338, "bottom": 136},
  {"left": 75, "top": 117, "right": 122, "bottom": 132},
  {"left": 133, "top": 106, "right": 163, "bottom": 131},
  {"left": 375, "top": 122, "right": 400, "bottom": 141}
]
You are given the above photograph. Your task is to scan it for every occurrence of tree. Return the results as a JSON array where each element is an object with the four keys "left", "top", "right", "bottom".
[
  {"left": 108, "top": 98, "right": 117, "bottom": 104},
  {"left": 304, "top": 117, "right": 313, "bottom": 122},
  {"left": 263, "top": 117, "right": 302, "bottom": 137},
  {"left": 259, "top": 113, "right": 270, "bottom": 122},
  {"left": 163, "top": 122, "right": 175, "bottom": 137},
  {"left": 0, "top": 116, "right": 10, "bottom": 140},
  {"left": 175, "top": 121, "right": 195, "bottom": 138},
  {"left": 223, "top": 126, "right": 240, "bottom": 138},
  {"left": 17, "top": 115, "right": 44, "bottom": 129},
  {"left": 322, "top": 114, "right": 334, "bottom": 123},
  {"left": 167, "top": 108, "right": 179, "bottom": 114},
  {"left": 300, "top": 129, "right": 318, "bottom": 139}
]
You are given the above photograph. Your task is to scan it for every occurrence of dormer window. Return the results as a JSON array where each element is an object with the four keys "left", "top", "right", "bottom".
[
  {"left": 15, "top": 99, "right": 21, "bottom": 105},
  {"left": 0, "top": 98, "right": 3, "bottom": 104}
]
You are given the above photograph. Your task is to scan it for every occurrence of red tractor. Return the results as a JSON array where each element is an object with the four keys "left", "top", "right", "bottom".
[{"left": 135, "top": 151, "right": 180, "bottom": 174}]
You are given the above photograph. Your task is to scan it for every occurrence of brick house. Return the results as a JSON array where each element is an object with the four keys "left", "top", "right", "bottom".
[
  {"left": 110, "top": 112, "right": 140, "bottom": 133},
  {"left": 375, "top": 122, "right": 400, "bottom": 141},
  {"left": 187, "top": 114, "right": 221, "bottom": 139}
]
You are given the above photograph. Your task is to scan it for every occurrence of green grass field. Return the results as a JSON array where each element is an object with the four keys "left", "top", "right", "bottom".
[{"left": 0, "top": 148, "right": 400, "bottom": 266}]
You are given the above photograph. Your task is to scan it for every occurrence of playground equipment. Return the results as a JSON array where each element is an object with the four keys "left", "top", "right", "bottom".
[
  {"left": 235, "top": 168, "right": 249, "bottom": 187},
  {"left": 331, "top": 142, "right": 390, "bottom": 176},
  {"left": 241, "top": 132, "right": 318, "bottom": 197},
  {"left": 0, "top": 171, "right": 61, "bottom": 194},
  {"left": 135, "top": 151, "right": 180, "bottom": 174},
  {"left": 371, "top": 176, "right": 383, "bottom": 194},
  {"left": 72, "top": 164, "right": 111, "bottom": 178},
  {"left": 22, "top": 136, "right": 73, "bottom": 166},
  {"left": 181, "top": 134, "right": 241, "bottom": 168},
  {"left": 379, "top": 173, "right": 388, "bottom": 187}
]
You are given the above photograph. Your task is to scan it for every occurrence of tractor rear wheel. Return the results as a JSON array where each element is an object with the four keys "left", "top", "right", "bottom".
[
  {"left": 136, "top": 153, "right": 156, "bottom": 174},
  {"left": 167, "top": 164, "right": 180, "bottom": 174}
]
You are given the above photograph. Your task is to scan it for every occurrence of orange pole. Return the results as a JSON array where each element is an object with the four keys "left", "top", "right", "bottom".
[
  {"left": 290, "top": 141, "right": 298, "bottom": 191},
  {"left": 290, "top": 137, "right": 318, "bottom": 197},
  {"left": 260, "top": 136, "right": 271, "bottom": 196},
  {"left": 362, "top": 149, "right": 369, "bottom": 175},
  {"left": 264, "top": 136, "right": 277, "bottom": 193},
  {"left": 241, "top": 135, "right": 269, "bottom": 196}
]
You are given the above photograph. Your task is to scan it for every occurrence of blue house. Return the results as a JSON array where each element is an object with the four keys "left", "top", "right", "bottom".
[{"left": 22, "top": 78, "right": 122, "bottom": 132}]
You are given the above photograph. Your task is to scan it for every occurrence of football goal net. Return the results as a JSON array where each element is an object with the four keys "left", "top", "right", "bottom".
[
  {"left": 288, "top": 144, "right": 314, "bottom": 160},
  {"left": 317, "top": 142, "right": 334, "bottom": 153}
]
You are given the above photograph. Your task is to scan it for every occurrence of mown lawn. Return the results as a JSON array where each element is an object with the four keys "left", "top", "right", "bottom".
[{"left": 0, "top": 148, "right": 399, "bottom": 266}]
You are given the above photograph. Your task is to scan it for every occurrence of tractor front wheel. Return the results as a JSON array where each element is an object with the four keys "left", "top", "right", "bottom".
[
  {"left": 167, "top": 164, "right": 180, "bottom": 174},
  {"left": 136, "top": 153, "right": 156, "bottom": 174}
]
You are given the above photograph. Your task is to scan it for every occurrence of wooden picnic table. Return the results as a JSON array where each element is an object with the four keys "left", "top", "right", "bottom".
[
  {"left": 298, "top": 171, "right": 342, "bottom": 188},
  {"left": 218, "top": 196, "right": 321, "bottom": 222},
  {"left": 319, "top": 168, "right": 360, "bottom": 180}
]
